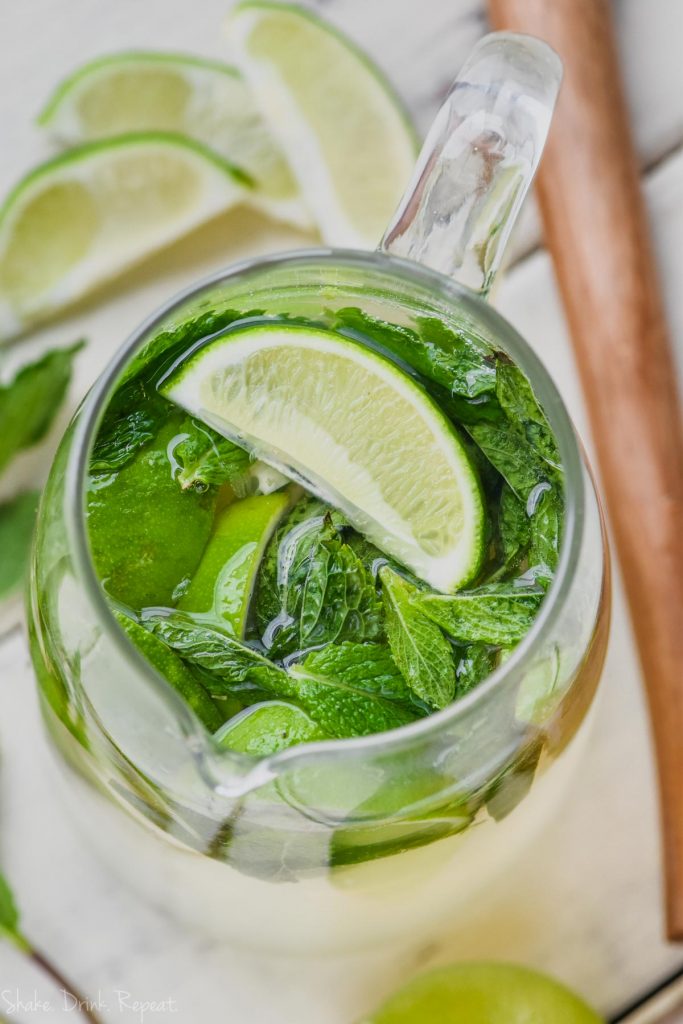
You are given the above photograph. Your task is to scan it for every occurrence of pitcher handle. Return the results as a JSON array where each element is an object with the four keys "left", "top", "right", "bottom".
[{"left": 379, "top": 32, "right": 562, "bottom": 297}]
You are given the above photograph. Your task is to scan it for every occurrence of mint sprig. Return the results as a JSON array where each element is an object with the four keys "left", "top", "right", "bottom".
[
  {"left": 173, "top": 416, "right": 251, "bottom": 491},
  {"left": 417, "top": 581, "right": 544, "bottom": 646},
  {"left": 0, "top": 340, "right": 84, "bottom": 475},
  {"left": 380, "top": 566, "right": 456, "bottom": 710},
  {"left": 0, "top": 868, "right": 101, "bottom": 1022}
]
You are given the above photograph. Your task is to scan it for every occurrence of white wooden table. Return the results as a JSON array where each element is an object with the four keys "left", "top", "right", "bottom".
[{"left": 1, "top": 1, "right": 683, "bottom": 1020}]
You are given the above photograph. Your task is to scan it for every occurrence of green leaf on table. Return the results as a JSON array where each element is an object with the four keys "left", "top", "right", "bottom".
[
  {"left": 0, "top": 491, "right": 40, "bottom": 601},
  {"left": 0, "top": 869, "right": 28, "bottom": 951},
  {"left": 418, "top": 581, "right": 544, "bottom": 646},
  {"left": 171, "top": 417, "right": 251, "bottom": 491},
  {"left": 455, "top": 643, "right": 499, "bottom": 697},
  {"left": 496, "top": 361, "right": 561, "bottom": 471},
  {"left": 0, "top": 340, "right": 84, "bottom": 475},
  {"left": 467, "top": 422, "right": 549, "bottom": 500},
  {"left": 529, "top": 484, "right": 564, "bottom": 575},
  {"left": 380, "top": 566, "right": 456, "bottom": 710}
]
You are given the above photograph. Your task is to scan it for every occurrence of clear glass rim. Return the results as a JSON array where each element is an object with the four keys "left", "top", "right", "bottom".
[{"left": 65, "top": 247, "right": 590, "bottom": 775}]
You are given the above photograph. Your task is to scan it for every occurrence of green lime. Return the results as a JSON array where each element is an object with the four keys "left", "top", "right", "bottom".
[
  {"left": 214, "top": 700, "right": 326, "bottom": 755},
  {"left": 0, "top": 133, "right": 249, "bottom": 339},
  {"left": 226, "top": 1, "right": 418, "bottom": 246},
  {"left": 113, "top": 611, "right": 222, "bottom": 731},
  {"left": 87, "top": 417, "right": 216, "bottom": 610},
  {"left": 361, "top": 963, "right": 604, "bottom": 1024},
  {"left": 161, "top": 323, "right": 485, "bottom": 592},
  {"left": 177, "top": 492, "right": 291, "bottom": 636},
  {"left": 38, "top": 51, "right": 307, "bottom": 229}
]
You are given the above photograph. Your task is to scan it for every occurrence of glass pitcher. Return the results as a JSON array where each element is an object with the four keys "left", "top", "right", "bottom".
[{"left": 28, "top": 33, "right": 610, "bottom": 954}]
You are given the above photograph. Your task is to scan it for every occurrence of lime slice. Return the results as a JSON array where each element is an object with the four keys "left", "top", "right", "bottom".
[
  {"left": 226, "top": 1, "right": 418, "bottom": 247},
  {"left": 362, "top": 963, "right": 604, "bottom": 1024},
  {"left": 177, "top": 492, "right": 291, "bottom": 636},
  {"left": 160, "top": 324, "right": 485, "bottom": 592},
  {"left": 38, "top": 52, "right": 309, "bottom": 229},
  {"left": 214, "top": 700, "right": 326, "bottom": 754},
  {"left": 0, "top": 133, "right": 250, "bottom": 339}
]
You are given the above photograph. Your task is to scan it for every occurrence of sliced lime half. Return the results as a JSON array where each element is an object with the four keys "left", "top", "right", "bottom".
[
  {"left": 0, "top": 133, "right": 250, "bottom": 340},
  {"left": 38, "top": 51, "right": 309, "bottom": 229},
  {"left": 160, "top": 323, "right": 485, "bottom": 592},
  {"left": 226, "top": 1, "right": 418, "bottom": 247}
]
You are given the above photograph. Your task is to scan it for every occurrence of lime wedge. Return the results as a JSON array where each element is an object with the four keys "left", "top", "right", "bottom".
[
  {"left": 38, "top": 51, "right": 309, "bottom": 229},
  {"left": 0, "top": 133, "right": 250, "bottom": 339},
  {"left": 226, "top": 1, "right": 418, "bottom": 247},
  {"left": 362, "top": 963, "right": 604, "bottom": 1024},
  {"left": 214, "top": 700, "right": 326, "bottom": 754},
  {"left": 160, "top": 324, "right": 485, "bottom": 592},
  {"left": 177, "top": 492, "right": 291, "bottom": 636}
]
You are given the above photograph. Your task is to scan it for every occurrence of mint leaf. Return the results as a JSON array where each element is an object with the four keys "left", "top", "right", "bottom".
[
  {"left": 455, "top": 643, "right": 498, "bottom": 697},
  {"left": 380, "top": 566, "right": 455, "bottom": 710},
  {"left": 332, "top": 307, "right": 496, "bottom": 400},
  {"left": 0, "top": 341, "right": 84, "bottom": 475},
  {"left": 299, "top": 530, "right": 383, "bottom": 647},
  {"left": 287, "top": 655, "right": 416, "bottom": 738},
  {"left": 496, "top": 362, "right": 561, "bottom": 471},
  {"left": 467, "top": 422, "right": 549, "bottom": 500},
  {"left": 259, "top": 504, "right": 382, "bottom": 657},
  {"left": 0, "top": 491, "right": 40, "bottom": 600},
  {"left": 529, "top": 484, "right": 564, "bottom": 574},
  {"left": 418, "top": 581, "right": 544, "bottom": 645},
  {"left": 141, "top": 610, "right": 285, "bottom": 693},
  {"left": 497, "top": 484, "right": 530, "bottom": 571},
  {"left": 297, "top": 641, "right": 427, "bottom": 711},
  {"left": 172, "top": 417, "right": 251, "bottom": 491},
  {"left": 115, "top": 611, "right": 223, "bottom": 731},
  {"left": 90, "top": 401, "right": 161, "bottom": 472},
  {"left": 0, "top": 869, "right": 28, "bottom": 951}
]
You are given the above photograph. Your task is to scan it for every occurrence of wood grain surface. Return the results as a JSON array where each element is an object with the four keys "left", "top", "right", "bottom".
[{"left": 488, "top": 0, "right": 683, "bottom": 939}]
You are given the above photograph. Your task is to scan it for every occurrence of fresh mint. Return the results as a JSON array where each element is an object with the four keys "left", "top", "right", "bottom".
[
  {"left": 0, "top": 340, "right": 84, "bottom": 475},
  {"left": 529, "top": 484, "right": 563, "bottom": 574},
  {"left": 0, "top": 491, "right": 40, "bottom": 600},
  {"left": 0, "top": 869, "right": 27, "bottom": 951},
  {"left": 455, "top": 643, "right": 499, "bottom": 697},
  {"left": 172, "top": 417, "right": 251, "bottom": 491},
  {"left": 380, "top": 566, "right": 456, "bottom": 710},
  {"left": 259, "top": 503, "right": 382, "bottom": 657},
  {"left": 287, "top": 652, "right": 416, "bottom": 738},
  {"left": 497, "top": 484, "right": 530, "bottom": 572},
  {"left": 90, "top": 391, "right": 163, "bottom": 472},
  {"left": 418, "top": 581, "right": 544, "bottom": 646},
  {"left": 297, "top": 641, "right": 427, "bottom": 711},
  {"left": 496, "top": 361, "right": 561, "bottom": 471},
  {"left": 466, "top": 422, "right": 549, "bottom": 500}
]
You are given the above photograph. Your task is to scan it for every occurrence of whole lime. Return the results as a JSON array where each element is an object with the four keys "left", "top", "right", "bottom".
[
  {"left": 87, "top": 416, "right": 216, "bottom": 610},
  {"left": 362, "top": 963, "right": 604, "bottom": 1024}
]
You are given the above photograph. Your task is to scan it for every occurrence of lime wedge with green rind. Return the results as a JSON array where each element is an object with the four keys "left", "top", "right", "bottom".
[
  {"left": 214, "top": 700, "right": 326, "bottom": 754},
  {"left": 160, "top": 323, "right": 485, "bottom": 592},
  {"left": 113, "top": 611, "right": 223, "bottom": 731},
  {"left": 177, "top": 492, "right": 291, "bottom": 636},
  {"left": 38, "top": 51, "right": 310, "bottom": 230},
  {"left": 0, "top": 133, "right": 250, "bottom": 340},
  {"left": 226, "top": 0, "right": 418, "bottom": 247},
  {"left": 87, "top": 416, "right": 216, "bottom": 611},
  {"left": 361, "top": 963, "right": 604, "bottom": 1024}
]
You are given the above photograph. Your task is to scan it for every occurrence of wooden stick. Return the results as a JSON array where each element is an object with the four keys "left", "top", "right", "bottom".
[{"left": 488, "top": 0, "right": 683, "bottom": 939}]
